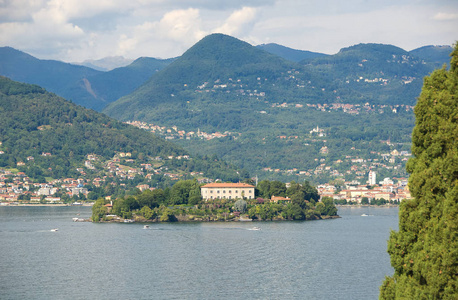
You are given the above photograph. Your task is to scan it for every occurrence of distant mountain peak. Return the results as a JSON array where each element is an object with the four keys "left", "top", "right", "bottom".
[{"left": 75, "top": 56, "right": 134, "bottom": 71}]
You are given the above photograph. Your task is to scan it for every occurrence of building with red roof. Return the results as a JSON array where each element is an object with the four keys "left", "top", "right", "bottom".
[{"left": 200, "top": 183, "right": 255, "bottom": 201}]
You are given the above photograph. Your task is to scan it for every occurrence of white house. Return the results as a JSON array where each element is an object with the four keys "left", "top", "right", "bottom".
[{"left": 200, "top": 183, "right": 255, "bottom": 201}]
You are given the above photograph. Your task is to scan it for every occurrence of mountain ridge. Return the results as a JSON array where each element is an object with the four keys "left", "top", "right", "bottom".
[
  {"left": 257, "top": 43, "right": 328, "bottom": 62},
  {"left": 0, "top": 47, "right": 174, "bottom": 111}
]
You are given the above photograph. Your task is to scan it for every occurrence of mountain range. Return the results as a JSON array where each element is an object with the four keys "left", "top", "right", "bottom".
[
  {"left": 0, "top": 47, "right": 174, "bottom": 111},
  {"left": 103, "top": 34, "right": 450, "bottom": 125},
  {"left": 0, "top": 34, "right": 453, "bottom": 183},
  {"left": 0, "top": 38, "right": 451, "bottom": 113},
  {"left": 74, "top": 56, "right": 134, "bottom": 71}
]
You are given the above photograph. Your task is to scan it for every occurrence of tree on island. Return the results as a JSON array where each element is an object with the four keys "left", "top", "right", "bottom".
[
  {"left": 380, "top": 44, "right": 458, "bottom": 299},
  {"left": 234, "top": 199, "right": 247, "bottom": 213}
]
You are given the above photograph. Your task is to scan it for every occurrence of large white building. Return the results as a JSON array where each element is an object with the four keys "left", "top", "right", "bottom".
[
  {"left": 368, "top": 171, "right": 377, "bottom": 185},
  {"left": 200, "top": 183, "right": 255, "bottom": 201}
]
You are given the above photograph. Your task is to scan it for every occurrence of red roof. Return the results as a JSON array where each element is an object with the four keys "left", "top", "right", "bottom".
[{"left": 201, "top": 183, "right": 255, "bottom": 188}]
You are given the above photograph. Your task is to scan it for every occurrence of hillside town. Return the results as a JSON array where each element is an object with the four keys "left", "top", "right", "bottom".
[
  {"left": 0, "top": 154, "right": 410, "bottom": 205},
  {"left": 125, "top": 120, "right": 411, "bottom": 181}
]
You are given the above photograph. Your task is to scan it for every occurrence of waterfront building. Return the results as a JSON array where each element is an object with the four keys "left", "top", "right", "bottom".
[{"left": 200, "top": 183, "right": 255, "bottom": 200}]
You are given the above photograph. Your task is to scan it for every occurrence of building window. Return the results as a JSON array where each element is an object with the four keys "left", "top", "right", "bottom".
[
  {"left": 223, "top": 190, "right": 226, "bottom": 193},
  {"left": 217, "top": 190, "right": 220, "bottom": 193},
  {"left": 210, "top": 190, "right": 213, "bottom": 193}
]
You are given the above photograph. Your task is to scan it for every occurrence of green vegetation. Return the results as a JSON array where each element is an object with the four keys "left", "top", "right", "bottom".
[
  {"left": 92, "top": 179, "right": 338, "bottom": 222},
  {"left": 0, "top": 76, "right": 181, "bottom": 177},
  {"left": 257, "top": 43, "right": 328, "bottom": 62},
  {"left": 103, "top": 34, "right": 450, "bottom": 183},
  {"left": 0, "top": 77, "right": 246, "bottom": 188},
  {"left": 379, "top": 44, "right": 458, "bottom": 299}
]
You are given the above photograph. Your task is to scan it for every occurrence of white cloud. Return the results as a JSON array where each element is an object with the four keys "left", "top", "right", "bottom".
[
  {"left": 433, "top": 12, "right": 458, "bottom": 21},
  {"left": 0, "top": 0, "right": 456, "bottom": 61},
  {"left": 251, "top": 3, "right": 457, "bottom": 54},
  {"left": 157, "top": 8, "right": 206, "bottom": 42},
  {"left": 214, "top": 7, "right": 257, "bottom": 36}
]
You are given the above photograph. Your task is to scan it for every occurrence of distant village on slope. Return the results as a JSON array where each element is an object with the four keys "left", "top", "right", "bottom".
[{"left": 0, "top": 149, "right": 411, "bottom": 206}]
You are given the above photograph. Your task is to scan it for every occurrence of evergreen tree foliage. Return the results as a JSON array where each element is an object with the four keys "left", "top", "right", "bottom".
[{"left": 380, "top": 44, "right": 458, "bottom": 299}]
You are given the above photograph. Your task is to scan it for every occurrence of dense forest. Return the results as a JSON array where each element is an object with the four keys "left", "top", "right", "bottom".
[{"left": 379, "top": 44, "right": 457, "bottom": 299}]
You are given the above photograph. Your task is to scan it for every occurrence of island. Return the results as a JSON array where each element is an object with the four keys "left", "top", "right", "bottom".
[{"left": 91, "top": 179, "right": 339, "bottom": 222}]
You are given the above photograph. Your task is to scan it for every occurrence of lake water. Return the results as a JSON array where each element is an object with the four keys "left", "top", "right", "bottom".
[{"left": 0, "top": 206, "right": 398, "bottom": 300}]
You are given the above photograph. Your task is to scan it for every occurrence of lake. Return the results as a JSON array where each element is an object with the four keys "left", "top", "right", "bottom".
[{"left": 0, "top": 205, "right": 398, "bottom": 299}]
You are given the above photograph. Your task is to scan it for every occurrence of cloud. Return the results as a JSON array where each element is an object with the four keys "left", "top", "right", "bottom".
[
  {"left": 157, "top": 8, "right": 206, "bottom": 42},
  {"left": 433, "top": 12, "right": 458, "bottom": 21},
  {"left": 214, "top": 7, "right": 257, "bottom": 36},
  {"left": 0, "top": 0, "right": 456, "bottom": 62}
]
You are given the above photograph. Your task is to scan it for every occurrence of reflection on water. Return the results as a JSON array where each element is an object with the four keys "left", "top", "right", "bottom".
[{"left": 0, "top": 206, "right": 398, "bottom": 300}]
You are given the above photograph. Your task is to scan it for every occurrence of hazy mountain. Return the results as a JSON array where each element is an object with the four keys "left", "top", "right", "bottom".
[
  {"left": 75, "top": 56, "right": 134, "bottom": 71},
  {"left": 0, "top": 46, "right": 103, "bottom": 109},
  {"left": 0, "top": 47, "right": 174, "bottom": 111},
  {"left": 409, "top": 45, "right": 453, "bottom": 67},
  {"left": 257, "top": 43, "right": 328, "bottom": 62},
  {"left": 84, "top": 56, "right": 176, "bottom": 106}
]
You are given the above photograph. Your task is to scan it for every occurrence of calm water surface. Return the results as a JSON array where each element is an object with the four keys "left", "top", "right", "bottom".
[{"left": 0, "top": 206, "right": 398, "bottom": 300}]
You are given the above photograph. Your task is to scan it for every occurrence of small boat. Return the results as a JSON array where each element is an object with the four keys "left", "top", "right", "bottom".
[
  {"left": 361, "top": 214, "right": 369, "bottom": 217},
  {"left": 123, "top": 219, "right": 135, "bottom": 223},
  {"left": 248, "top": 227, "right": 261, "bottom": 231},
  {"left": 50, "top": 228, "right": 58, "bottom": 232},
  {"left": 143, "top": 225, "right": 150, "bottom": 229}
]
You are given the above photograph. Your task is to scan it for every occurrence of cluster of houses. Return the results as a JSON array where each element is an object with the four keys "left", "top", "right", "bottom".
[
  {"left": 317, "top": 172, "right": 412, "bottom": 203},
  {"left": 0, "top": 171, "right": 89, "bottom": 204},
  {"left": 304, "top": 102, "right": 413, "bottom": 115},
  {"left": 1, "top": 163, "right": 411, "bottom": 205},
  {"left": 0, "top": 150, "right": 215, "bottom": 204},
  {"left": 125, "top": 121, "right": 239, "bottom": 141},
  {"left": 262, "top": 147, "right": 411, "bottom": 182},
  {"left": 264, "top": 100, "right": 414, "bottom": 116}
]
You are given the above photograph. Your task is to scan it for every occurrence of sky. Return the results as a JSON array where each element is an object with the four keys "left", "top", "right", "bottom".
[{"left": 0, "top": 0, "right": 457, "bottom": 62}]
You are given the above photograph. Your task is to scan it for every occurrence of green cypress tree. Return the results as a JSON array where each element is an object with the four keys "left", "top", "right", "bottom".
[{"left": 380, "top": 44, "right": 458, "bottom": 299}]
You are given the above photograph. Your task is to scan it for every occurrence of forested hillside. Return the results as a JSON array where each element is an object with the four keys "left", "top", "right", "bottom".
[
  {"left": 0, "top": 77, "right": 245, "bottom": 184},
  {"left": 103, "top": 34, "right": 447, "bottom": 183}
]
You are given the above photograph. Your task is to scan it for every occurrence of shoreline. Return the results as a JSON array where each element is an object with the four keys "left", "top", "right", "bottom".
[
  {"left": 96, "top": 214, "right": 341, "bottom": 223},
  {"left": 0, "top": 203, "right": 94, "bottom": 207}
]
